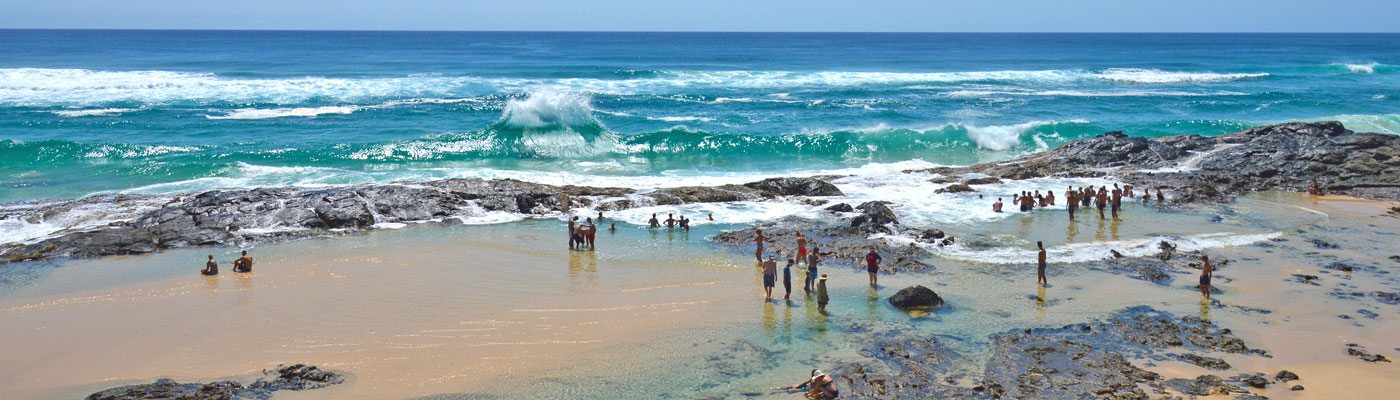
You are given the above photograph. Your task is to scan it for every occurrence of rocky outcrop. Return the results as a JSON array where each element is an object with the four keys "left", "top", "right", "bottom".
[
  {"left": 828, "top": 306, "right": 1268, "bottom": 399},
  {"left": 87, "top": 364, "right": 343, "bottom": 400},
  {"left": 1, "top": 177, "right": 842, "bottom": 264},
  {"left": 910, "top": 122, "right": 1400, "bottom": 202},
  {"left": 888, "top": 285, "right": 944, "bottom": 310}
]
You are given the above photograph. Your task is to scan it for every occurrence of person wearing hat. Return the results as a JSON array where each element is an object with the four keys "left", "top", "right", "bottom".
[
  {"left": 787, "top": 369, "right": 840, "bottom": 399},
  {"left": 816, "top": 274, "right": 830, "bottom": 312}
]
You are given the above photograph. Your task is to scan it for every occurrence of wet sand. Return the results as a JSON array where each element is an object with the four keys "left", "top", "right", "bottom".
[{"left": 1, "top": 193, "right": 1397, "bottom": 399}]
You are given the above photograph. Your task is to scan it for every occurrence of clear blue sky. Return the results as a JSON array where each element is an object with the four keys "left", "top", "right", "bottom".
[{"left": 2, "top": 0, "right": 1396, "bottom": 32}]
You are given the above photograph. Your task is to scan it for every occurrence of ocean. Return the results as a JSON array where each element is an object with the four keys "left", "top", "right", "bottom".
[{"left": 1, "top": 31, "right": 1397, "bottom": 203}]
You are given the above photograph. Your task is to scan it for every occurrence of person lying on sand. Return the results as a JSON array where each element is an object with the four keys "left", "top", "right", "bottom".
[
  {"left": 201, "top": 255, "right": 218, "bottom": 276},
  {"left": 233, "top": 250, "right": 253, "bottom": 273},
  {"left": 786, "top": 369, "right": 840, "bottom": 400}
]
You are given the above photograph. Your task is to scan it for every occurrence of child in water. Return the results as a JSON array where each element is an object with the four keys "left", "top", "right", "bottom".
[{"left": 817, "top": 274, "right": 830, "bottom": 312}]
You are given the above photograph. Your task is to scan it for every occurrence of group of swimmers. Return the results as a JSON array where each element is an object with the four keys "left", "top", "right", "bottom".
[
  {"left": 569, "top": 212, "right": 616, "bottom": 251},
  {"left": 647, "top": 212, "right": 713, "bottom": 230},
  {"left": 200, "top": 250, "right": 253, "bottom": 275},
  {"left": 992, "top": 182, "right": 1169, "bottom": 220}
]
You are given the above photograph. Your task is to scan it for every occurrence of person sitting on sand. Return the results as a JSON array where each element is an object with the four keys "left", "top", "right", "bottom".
[
  {"left": 1308, "top": 177, "right": 1324, "bottom": 196},
  {"left": 1199, "top": 255, "right": 1214, "bottom": 298},
  {"left": 993, "top": 197, "right": 1003, "bottom": 213},
  {"left": 783, "top": 258, "right": 794, "bottom": 300},
  {"left": 865, "top": 248, "right": 883, "bottom": 287},
  {"left": 1036, "top": 241, "right": 1048, "bottom": 286},
  {"left": 233, "top": 250, "right": 253, "bottom": 273},
  {"left": 762, "top": 255, "right": 778, "bottom": 300},
  {"left": 806, "top": 246, "right": 821, "bottom": 293},
  {"left": 201, "top": 255, "right": 218, "bottom": 276},
  {"left": 796, "top": 231, "right": 808, "bottom": 266},
  {"left": 649, "top": 213, "right": 660, "bottom": 228},
  {"left": 754, "top": 229, "right": 768, "bottom": 262},
  {"left": 817, "top": 274, "right": 830, "bottom": 312},
  {"left": 787, "top": 369, "right": 840, "bottom": 400}
]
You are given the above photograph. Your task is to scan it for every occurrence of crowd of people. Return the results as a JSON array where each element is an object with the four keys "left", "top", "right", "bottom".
[{"left": 992, "top": 182, "right": 1172, "bottom": 220}]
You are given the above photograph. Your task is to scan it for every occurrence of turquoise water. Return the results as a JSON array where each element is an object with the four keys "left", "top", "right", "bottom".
[{"left": 1, "top": 31, "right": 1398, "bottom": 201}]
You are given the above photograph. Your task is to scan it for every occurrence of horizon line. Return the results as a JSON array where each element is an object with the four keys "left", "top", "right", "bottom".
[{"left": 2, "top": 28, "right": 1398, "bottom": 34}]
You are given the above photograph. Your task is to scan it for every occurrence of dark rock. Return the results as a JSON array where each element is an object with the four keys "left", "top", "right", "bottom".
[
  {"left": 1164, "top": 375, "right": 1233, "bottom": 396},
  {"left": 1291, "top": 384, "right": 1304, "bottom": 391},
  {"left": 1291, "top": 274, "right": 1321, "bottom": 285},
  {"left": 1325, "top": 262, "right": 1354, "bottom": 272},
  {"left": 741, "top": 177, "right": 843, "bottom": 197},
  {"left": 825, "top": 203, "right": 854, "bottom": 213},
  {"left": 1347, "top": 346, "right": 1391, "bottom": 363},
  {"left": 86, "top": 364, "right": 343, "bottom": 400},
  {"left": 962, "top": 177, "right": 1003, "bottom": 185},
  {"left": 1374, "top": 291, "right": 1400, "bottom": 305},
  {"left": 1236, "top": 372, "right": 1270, "bottom": 388},
  {"left": 934, "top": 183, "right": 976, "bottom": 194},
  {"left": 1306, "top": 238, "right": 1339, "bottom": 249},
  {"left": 1274, "top": 370, "right": 1299, "bottom": 382},
  {"left": 916, "top": 229, "right": 946, "bottom": 241},
  {"left": 1178, "top": 353, "right": 1231, "bottom": 370},
  {"left": 851, "top": 201, "right": 899, "bottom": 234},
  {"left": 888, "top": 286, "right": 944, "bottom": 310}
]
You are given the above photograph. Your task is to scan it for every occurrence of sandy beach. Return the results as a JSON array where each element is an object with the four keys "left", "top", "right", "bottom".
[{"left": 1, "top": 190, "right": 1396, "bottom": 399}]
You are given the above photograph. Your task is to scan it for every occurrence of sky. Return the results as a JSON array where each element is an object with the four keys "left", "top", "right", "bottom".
[{"left": 1, "top": 0, "right": 1397, "bottom": 32}]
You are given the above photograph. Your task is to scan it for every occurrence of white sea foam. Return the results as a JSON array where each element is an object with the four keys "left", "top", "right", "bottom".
[
  {"left": 1338, "top": 63, "right": 1380, "bottom": 74},
  {"left": 646, "top": 116, "right": 716, "bottom": 123},
  {"left": 0, "top": 198, "right": 166, "bottom": 245},
  {"left": 925, "top": 232, "right": 1282, "bottom": 264},
  {"left": 205, "top": 106, "right": 360, "bottom": 120},
  {"left": 963, "top": 120, "right": 1089, "bottom": 151},
  {"left": 49, "top": 108, "right": 139, "bottom": 117},
  {"left": 1294, "top": 113, "right": 1400, "bottom": 135},
  {"left": 943, "top": 89, "right": 1246, "bottom": 98},
  {"left": 81, "top": 144, "right": 202, "bottom": 158},
  {"left": 0, "top": 67, "right": 1276, "bottom": 106},
  {"left": 1093, "top": 68, "right": 1269, "bottom": 84}
]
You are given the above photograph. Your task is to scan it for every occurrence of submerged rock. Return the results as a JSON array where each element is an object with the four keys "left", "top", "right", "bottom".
[
  {"left": 86, "top": 364, "right": 343, "bottom": 400},
  {"left": 888, "top": 286, "right": 944, "bottom": 310}
]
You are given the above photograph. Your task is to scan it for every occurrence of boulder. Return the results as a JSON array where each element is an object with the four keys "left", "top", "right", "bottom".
[
  {"left": 934, "top": 184, "right": 975, "bottom": 194},
  {"left": 888, "top": 286, "right": 944, "bottom": 310},
  {"left": 742, "top": 177, "right": 844, "bottom": 197}
]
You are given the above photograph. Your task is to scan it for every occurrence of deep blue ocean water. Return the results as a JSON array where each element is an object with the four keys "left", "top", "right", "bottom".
[{"left": 1, "top": 31, "right": 1397, "bottom": 201}]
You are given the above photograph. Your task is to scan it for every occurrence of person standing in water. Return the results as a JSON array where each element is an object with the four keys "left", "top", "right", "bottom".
[
  {"left": 806, "top": 246, "right": 821, "bottom": 293},
  {"left": 1111, "top": 187, "right": 1123, "bottom": 220},
  {"left": 1095, "top": 187, "right": 1108, "bottom": 219},
  {"left": 762, "top": 255, "right": 778, "bottom": 300},
  {"left": 568, "top": 216, "right": 579, "bottom": 249},
  {"left": 708, "top": 212, "right": 714, "bottom": 221},
  {"left": 753, "top": 229, "right": 768, "bottom": 262},
  {"left": 648, "top": 213, "right": 660, "bottom": 228},
  {"left": 233, "top": 250, "right": 253, "bottom": 273},
  {"left": 665, "top": 213, "right": 676, "bottom": 228},
  {"left": 783, "top": 258, "right": 794, "bottom": 300},
  {"left": 585, "top": 217, "right": 597, "bottom": 250},
  {"left": 201, "top": 255, "right": 218, "bottom": 276},
  {"left": 1046, "top": 190, "right": 1056, "bottom": 206},
  {"left": 1036, "top": 241, "right": 1048, "bottom": 286},
  {"left": 817, "top": 274, "right": 830, "bottom": 312},
  {"left": 993, "top": 197, "right": 1003, "bottom": 213},
  {"left": 608, "top": 222, "right": 617, "bottom": 233},
  {"left": 796, "top": 231, "right": 808, "bottom": 266},
  {"left": 1199, "top": 255, "right": 1214, "bottom": 298},
  {"left": 865, "top": 248, "right": 883, "bottom": 287},
  {"left": 1067, "top": 190, "right": 1078, "bottom": 219},
  {"left": 1156, "top": 187, "right": 1166, "bottom": 204}
]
